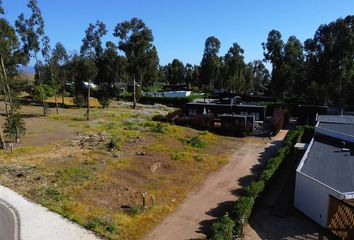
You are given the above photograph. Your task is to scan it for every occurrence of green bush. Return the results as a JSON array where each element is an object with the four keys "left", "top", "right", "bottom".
[
  {"left": 87, "top": 216, "right": 117, "bottom": 233},
  {"left": 170, "top": 151, "right": 185, "bottom": 161},
  {"left": 149, "top": 122, "right": 168, "bottom": 134},
  {"left": 31, "top": 84, "right": 55, "bottom": 101},
  {"left": 233, "top": 196, "right": 255, "bottom": 221},
  {"left": 244, "top": 180, "right": 265, "bottom": 198},
  {"left": 210, "top": 213, "right": 235, "bottom": 240},
  {"left": 181, "top": 136, "right": 207, "bottom": 148}
]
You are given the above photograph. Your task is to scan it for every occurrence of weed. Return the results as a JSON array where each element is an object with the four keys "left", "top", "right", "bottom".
[
  {"left": 170, "top": 151, "right": 185, "bottom": 161},
  {"left": 181, "top": 136, "right": 207, "bottom": 148},
  {"left": 87, "top": 216, "right": 118, "bottom": 233}
]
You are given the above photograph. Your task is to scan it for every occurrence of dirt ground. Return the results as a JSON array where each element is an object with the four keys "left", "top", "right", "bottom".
[
  {"left": 144, "top": 131, "right": 288, "bottom": 240},
  {"left": 0, "top": 99, "right": 242, "bottom": 240}
]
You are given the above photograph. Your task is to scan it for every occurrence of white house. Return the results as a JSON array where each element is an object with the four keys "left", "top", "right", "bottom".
[{"left": 294, "top": 115, "right": 354, "bottom": 234}]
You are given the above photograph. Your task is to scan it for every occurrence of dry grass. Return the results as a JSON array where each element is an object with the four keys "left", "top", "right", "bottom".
[
  {"left": 46, "top": 96, "right": 102, "bottom": 108},
  {"left": 0, "top": 100, "right": 240, "bottom": 240}
]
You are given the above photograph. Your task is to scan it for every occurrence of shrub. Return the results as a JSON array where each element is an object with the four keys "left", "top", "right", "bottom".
[
  {"left": 233, "top": 196, "right": 255, "bottom": 221},
  {"left": 181, "top": 136, "right": 207, "bottom": 148},
  {"left": 73, "top": 94, "right": 86, "bottom": 108},
  {"left": 126, "top": 205, "right": 145, "bottom": 216},
  {"left": 210, "top": 213, "right": 235, "bottom": 240},
  {"left": 107, "top": 137, "right": 120, "bottom": 152},
  {"left": 31, "top": 84, "right": 55, "bottom": 101},
  {"left": 149, "top": 122, "right": 168, "bottom": 134},
  {"left": 3, "top": 113, "right": 26, "bottom": 142},
  {"left": 244, "top": 180, "right": 265, "bottom": 198},
  {"left": 43, "top": 186, "right": 62, "bottom": 202},
  {"left": 87, "top": 216, "right": 117, "bottom": 233},
  {"left": 170, "top": 151, "right": 185, "bottom": 161}
]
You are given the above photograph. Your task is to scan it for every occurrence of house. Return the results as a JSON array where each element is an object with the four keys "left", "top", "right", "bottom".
[
  {"left": 294, "top": 115, "right": 354, "bottom": 240},
  {"left": 185, "top": 101, "right": 267, "bottom": 122}
]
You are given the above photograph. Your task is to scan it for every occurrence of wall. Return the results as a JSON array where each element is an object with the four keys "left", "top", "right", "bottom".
[{"left": 294, "top": 172, "right": 344, "bottom": 227}]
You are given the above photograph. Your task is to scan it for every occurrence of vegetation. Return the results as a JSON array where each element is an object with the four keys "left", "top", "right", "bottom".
[
  {"left": 210, "top": 213, "right": 235, "bottom": 240},
  {"left": 0, "top": 102, "right": 236, "bottom": 240}
]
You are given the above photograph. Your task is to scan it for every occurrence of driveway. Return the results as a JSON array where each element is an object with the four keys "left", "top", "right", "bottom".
[
  {"left": 0, "top": 201, "right": 18, "bottom": 240},
  {"left": 144, "top": 130, "right": 288, "bottom": 240},
  {"left": 0, "top": 186, "right": 100, "bottom": 240}
]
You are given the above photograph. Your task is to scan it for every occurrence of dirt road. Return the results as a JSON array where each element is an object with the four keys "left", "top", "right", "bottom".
[{"left": 144, "top": 130, "right": 288, "bottom": 240}]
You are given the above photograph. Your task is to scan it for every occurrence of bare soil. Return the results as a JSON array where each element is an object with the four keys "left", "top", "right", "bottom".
[{"left": 144, "top": 131, "right": 288, "bottom": 240}]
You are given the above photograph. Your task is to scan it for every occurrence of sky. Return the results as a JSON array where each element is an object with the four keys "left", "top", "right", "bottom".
[{"left": 3, "top": 0, "right": 354, "bottom": 67}]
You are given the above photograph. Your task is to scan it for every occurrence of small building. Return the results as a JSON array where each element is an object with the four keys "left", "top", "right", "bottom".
[
  {"left": 142, "top": 90, "right": 192, "bottom": 98},
  {"left": 294, "top": 115, "right": 354, "bottom": 239},
  {"left": 185, "top": 101, "right": 267, "bottom": 122}
]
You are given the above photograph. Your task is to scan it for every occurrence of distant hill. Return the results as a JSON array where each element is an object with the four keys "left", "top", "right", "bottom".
[{"left": 17, "top": 65, "right": 35, "bottom": 74}]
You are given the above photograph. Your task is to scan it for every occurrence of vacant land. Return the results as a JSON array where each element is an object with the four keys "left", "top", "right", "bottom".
[
  {"left": 144, "top": 132, "right": 286, "bottom": 240},
  {"left": 0, "top": 100, "right": 240, "bottom": 240}
]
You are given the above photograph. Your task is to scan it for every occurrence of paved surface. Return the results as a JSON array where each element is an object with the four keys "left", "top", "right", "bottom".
[
  {"left": 0, "top": 201, "right": 17, "bottom": 240},
  {"left": 0, "top": 186, "right": 100, "bottom": 240},
  {"left": 144, "top": 131, "right": 288, "bottom": 240}
]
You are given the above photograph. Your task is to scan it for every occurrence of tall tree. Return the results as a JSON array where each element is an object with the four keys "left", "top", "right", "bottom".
[
  {"left": 282, "top": 36, "right": 305, "bottom": 98},
  {"left": 223, "top": 42, "right": 247, "bottom": 93},
  {"left": 167, "top": 59, "right": 185, "bottom": 85},
  {"left": 249, "top": 60, "right": 270, "bottom": 92},
  {"left": 113, "top": 18, "right": 158, "bottom": 86},
  {"left": 113, "top": 18, "right": 159, "bottom": 108},
  {"left": 16, "top": 0, "right": 47, "bottom": 115},
  {"left": 0, "top": 1, "right": 26, "bottom": 144},
  {"left": 51, "top": 42, "right": 69, "bottom": 106},
  {"left": 263, "top": 30, "right": 284, "bottom": 96},
  {"left": 200, "top": 36, "right": 221, "bottom": 91},
  {"left": 80, "top": 20, "right": 107, "bottom": 120}
]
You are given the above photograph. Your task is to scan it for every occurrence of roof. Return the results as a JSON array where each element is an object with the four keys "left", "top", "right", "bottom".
[
  {"left": 298, "top": 115, "right": 354, "bottom": 194},
  {"left": 186, "top": 102, "right": 266, "bottom": 109},
  {"left": 317, "top": 115, "right": 354, "bottom": 125},
  {"left": 319, "top": 122, "right": 354, "bottom": 136},
  {"left": 300, "top": 137, "right": 354, "bottom": 193}
]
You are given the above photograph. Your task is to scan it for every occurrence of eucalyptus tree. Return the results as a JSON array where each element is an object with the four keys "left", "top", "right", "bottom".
[
  {"left": 41, "top": 35, "right": 61, "bottom": 113},
  {"left": 51, "top": 42, "right": 69, "bottom": 106},
  {"left": 80, "top": 20, "right": 107, "bottom": 120},
  {"left": 114, "top": 18, "right": 159, "bottom": 108},
  {"left": 262, "top": 30, "right": 285, "bottom": 96},
  {"left": 0, "top": 0, "right": 26, "bottom": 144},
  {"left": 16, "top": 0, "right": 47, "bottom": 115},
  {"left": 167, "top": 59, "right": 185, "bottom": 84},
  {"left": 223, "top": 43, "right": 247, "bottom": 93},
  {"left": 200, "top": 36, "right": 221, "bottom": 91}
]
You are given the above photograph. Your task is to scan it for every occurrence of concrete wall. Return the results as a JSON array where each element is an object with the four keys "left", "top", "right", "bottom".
[{"left": 294, "top": 172, "right": 344, "bottom": 227}]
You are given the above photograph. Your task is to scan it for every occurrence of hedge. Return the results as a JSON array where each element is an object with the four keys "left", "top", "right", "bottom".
[
  {"left": 211, "top": 126, "right": 311, "bottom": 238},
  {"left": 210, "top": 214, "right": 235, "bottom": 240}
]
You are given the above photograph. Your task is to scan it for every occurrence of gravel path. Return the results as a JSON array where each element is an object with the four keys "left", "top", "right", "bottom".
[
  {"left": 0, "top": 186, "right": 100, "bottom": 240},
  {"left": 144, "top": 131, "right": 288, "bottom": 240}
]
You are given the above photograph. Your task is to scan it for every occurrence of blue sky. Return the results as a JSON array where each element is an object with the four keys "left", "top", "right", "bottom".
[{"left": 4, "top": 0, "right": 354, "bottom": 66}]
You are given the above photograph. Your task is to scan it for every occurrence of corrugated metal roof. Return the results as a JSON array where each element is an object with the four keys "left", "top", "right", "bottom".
[
  {"left": 318, "top": 115, "right": 354, "bottom": 125},
  {"left": 300, "top": 137, "right": 354, "bottom": 193}
]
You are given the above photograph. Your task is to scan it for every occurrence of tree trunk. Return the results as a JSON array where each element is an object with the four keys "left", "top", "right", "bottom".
[
  {"left": 34, "top": 56, "right": 47, "bottom": 116},
  {"left": 62, "top": 90, "right": 65, "bottom": 107},
  {"left": 133, "top": 77, "right": 136, "bottom": 109},
  {"left": 0, "top": 126, "right": 5, "bottom": 149},
  {"left": 0, "top": 56, "right": 13, "bottom": 113},
  {"left": 87, "top": 80, "right": 91, "bottom": 120},
  {"left": 49, "top": 65, "right": 59, "bottom": 114}
]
